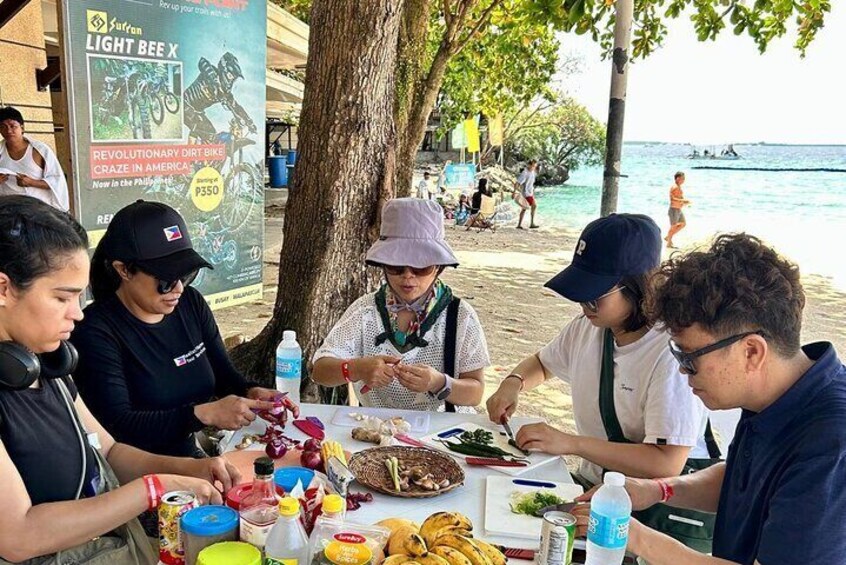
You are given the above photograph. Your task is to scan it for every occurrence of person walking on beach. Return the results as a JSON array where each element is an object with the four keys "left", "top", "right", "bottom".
[
  {"left": 665, "top": 171, "right": 690, "bottom": 248},
  {"left": 516, "top": 160, "right": 539, "bottom": 229},
  {"left": 416, "top": 172, "right": 432, "bottom": 199}
]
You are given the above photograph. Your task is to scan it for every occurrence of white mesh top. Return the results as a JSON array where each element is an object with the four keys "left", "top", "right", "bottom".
[{"left": 313, "top": 292, "right": 490, "bottom": 410}]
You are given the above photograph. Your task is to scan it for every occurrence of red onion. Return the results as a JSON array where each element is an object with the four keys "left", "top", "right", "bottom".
[
  {"left": 266, "top": 439, "right": 288, "bottom": 460},
  {"left": 300, "top": 450, "right": 323, "bottom": 470},
  {"left": 302, "top": 438, "right": 322, "bottom": 453}
]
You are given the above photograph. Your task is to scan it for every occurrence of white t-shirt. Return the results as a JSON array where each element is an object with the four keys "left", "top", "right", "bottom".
[
  {"left": 417, "top": 179, "right": 430, "bottom": 198},
  {"left": 538, "top": 316, "right": 709, "bottom": 485},
  {"left": 517, "top": 169, "right": 537, "bottom": 197},
  {"left": 0, "top": 143, "right": 64, "bottom": 210},
  {"left": 313, "top": 292, "right": 490, "bottom": 411}
]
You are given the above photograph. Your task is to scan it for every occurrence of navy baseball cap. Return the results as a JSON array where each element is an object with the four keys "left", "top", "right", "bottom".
[
  {"left": 101, "top": 200, "right": 212, "bottom": 281},
  {"left": 545, "top": 213, "right": 661, "bottom": 303}
]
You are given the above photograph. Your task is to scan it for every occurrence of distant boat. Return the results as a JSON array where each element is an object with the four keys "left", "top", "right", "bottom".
[{"left": 686, "top": 143, "right": 741, "bottom": 160}]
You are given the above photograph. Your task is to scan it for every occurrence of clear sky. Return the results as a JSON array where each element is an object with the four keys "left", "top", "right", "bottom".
[{"left": 561, "top": 4, "right": 846, "bottom": 145}]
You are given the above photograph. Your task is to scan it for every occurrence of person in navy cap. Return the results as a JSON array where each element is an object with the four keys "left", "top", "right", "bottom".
[{"left": 487, "top": 213, "right": 720, "bottom": 551}]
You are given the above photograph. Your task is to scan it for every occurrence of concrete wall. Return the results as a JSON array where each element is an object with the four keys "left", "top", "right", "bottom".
[{"left": 0, "top": 1, "right": 56, "bottom": 150}]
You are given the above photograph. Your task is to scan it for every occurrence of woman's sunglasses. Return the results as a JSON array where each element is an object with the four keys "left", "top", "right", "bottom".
[
  {"left": 668, "top": 330, "right": 764, "bottom": 375},
  {"left": 157, "top": 269, "right": 199, "bottom": 294},
  {"left": 383, "top": 265, "right": 437, "bottom": 277},
  {"left": 581, "top": 286, "right": 625, "bottom": 313}
]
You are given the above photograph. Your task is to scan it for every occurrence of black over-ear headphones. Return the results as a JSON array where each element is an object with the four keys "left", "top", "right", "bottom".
[{"left": 0, "top": 341, "right": 79, "bottom": 390}]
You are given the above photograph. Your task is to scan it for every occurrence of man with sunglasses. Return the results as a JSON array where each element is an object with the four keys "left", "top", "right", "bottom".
[
  {"left": 70, "top": 201, "right": 282, "bottom": 458},
  {"left": 573, "top": 234, "right": 846, "bottom": 564}
]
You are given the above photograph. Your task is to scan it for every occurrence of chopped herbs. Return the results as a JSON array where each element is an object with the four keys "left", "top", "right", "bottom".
[{"left": 509, "top": 491, "right": 567, "bottom": 516}]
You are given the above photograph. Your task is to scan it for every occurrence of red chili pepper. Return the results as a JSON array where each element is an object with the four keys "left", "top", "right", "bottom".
[{"left": 293, "top": 419, "right": 325, "bottom": 440}]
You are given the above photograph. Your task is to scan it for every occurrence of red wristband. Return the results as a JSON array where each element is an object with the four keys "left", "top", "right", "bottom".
[
  {"left": 143, "top": 474, "right": 165, "bottom": 511},
  {"left": 655, "top": 479, "right": 674, "bottom": 503},
  {"left": 341, "top": 361, "right": 352, "bottom": 383}
]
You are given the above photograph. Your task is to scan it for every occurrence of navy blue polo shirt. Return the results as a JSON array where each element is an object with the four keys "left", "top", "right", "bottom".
[{"left": 713, "top": 342, "right": 846, "bottom": 564}]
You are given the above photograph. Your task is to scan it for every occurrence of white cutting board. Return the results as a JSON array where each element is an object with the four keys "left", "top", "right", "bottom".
[
  {"left": 419, "top": 421, "right": 558, "bottom": 476},
  {"left": 331, "top": 406, "right": 431, "bottom": 433},
  {"left": 484, "top": 476, "right": 584, "bottom": 540}
]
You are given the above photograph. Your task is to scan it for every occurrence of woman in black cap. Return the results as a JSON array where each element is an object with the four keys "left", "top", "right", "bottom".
[
  {"left": 0, "top": 196, "right": 236, "bottom": 564},
  {"left": 486, "top": 214, "right": 721, "bottom": 550},
  {"left": 71, "top": 201, "right": 286, "bottom": 458},
  {"left": 487, "top": 214, "right": 714, "bottom": 478}
]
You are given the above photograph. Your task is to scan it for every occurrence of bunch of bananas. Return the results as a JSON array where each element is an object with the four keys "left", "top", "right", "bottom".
[
  {"left": 322, "top": 440, "right": 347, "bottom": 466},
  {"left": 376, "top": 512, "right": 506, "bottom": 565}
]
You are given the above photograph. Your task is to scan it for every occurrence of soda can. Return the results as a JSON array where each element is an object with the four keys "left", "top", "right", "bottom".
[
  {"left": 158, "top": 490, "right": 199, "bottom": 565},
  {"left": 537, "top": 511, "right": 576, "bottom": 565}
]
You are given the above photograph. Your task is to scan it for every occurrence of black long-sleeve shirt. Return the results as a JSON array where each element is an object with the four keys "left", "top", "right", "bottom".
[{"left": 70, "top": 287, "right": 252, "bottom": 456}]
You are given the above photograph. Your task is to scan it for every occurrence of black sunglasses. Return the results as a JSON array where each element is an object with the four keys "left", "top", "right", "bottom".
[
  {"left": 668, "top": 331, "right": 765, "bottom": 375},
  {"left": 383, "top": 265, "right": 438, "bottom": 277},
  {"left": 156, "top": 269, "right": 199, "bottom": 295},
  {"left": 581, "top": 286, "right": 625, "bottom": 313}
]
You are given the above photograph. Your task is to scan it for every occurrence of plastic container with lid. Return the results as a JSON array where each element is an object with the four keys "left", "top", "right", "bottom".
[
  {"left": 197, "top": 541, "right": 261, "bottom": 565},
  {"left": 265, "top": 497, "right": 309, "bottom": 565},
  {"left": 226, "top": 482, "right": 285, "bottom": 510},
  {"left": 181, "top": 505, "right": 239, "bottom": 565}
]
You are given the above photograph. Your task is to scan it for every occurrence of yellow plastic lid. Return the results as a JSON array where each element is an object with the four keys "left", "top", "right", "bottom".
[
  {"left": 278, "top": 496, "right": 301, "bottom": 516},
  {"left": 197, "top": 541, "right": 261, "bottom": 565},
  {"left": 322, "top": 494, "right": 344, "bottom": 514}
]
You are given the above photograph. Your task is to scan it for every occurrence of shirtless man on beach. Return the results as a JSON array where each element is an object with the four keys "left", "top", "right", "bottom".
[{"left": 665, "top": 171, "right": 690, "bottom": 248}]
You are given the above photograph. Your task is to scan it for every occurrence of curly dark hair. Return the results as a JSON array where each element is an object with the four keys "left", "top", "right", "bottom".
[
  {"left": 647, "top": 233, "right": 805, "bottom": 357},
  {"left": 619, "top": 272, "right": 652, "bottom": 333}
]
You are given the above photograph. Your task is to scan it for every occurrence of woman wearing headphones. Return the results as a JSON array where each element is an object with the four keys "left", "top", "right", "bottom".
[{"left": 0, "top": 196, "right": 238, "bottom": 564}]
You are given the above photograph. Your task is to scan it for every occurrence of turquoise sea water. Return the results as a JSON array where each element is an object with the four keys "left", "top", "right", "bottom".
[{"left": 533, "top": 143, "right": 846, "bottom": 290}]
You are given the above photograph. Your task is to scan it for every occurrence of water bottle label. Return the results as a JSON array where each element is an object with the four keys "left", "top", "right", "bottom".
[
  {"left": 587, "top": 510, "right": 629, "bottom": 549},
  {"left": 276, "top": 358, "right": 302, "bottom": 378}
]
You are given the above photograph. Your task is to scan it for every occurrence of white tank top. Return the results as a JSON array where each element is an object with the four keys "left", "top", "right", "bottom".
[{"left": 0, "top": 143, "right": 53, "bottom": 206}]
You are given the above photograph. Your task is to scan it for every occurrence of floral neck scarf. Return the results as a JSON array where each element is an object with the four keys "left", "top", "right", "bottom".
[{"left": 375, "top": 281, "right": 453, "bottom": 352}]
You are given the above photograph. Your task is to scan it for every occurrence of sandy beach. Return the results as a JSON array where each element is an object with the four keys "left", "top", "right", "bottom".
[{"left": 216, "top": 201, "right": 846, "bottom": 443}]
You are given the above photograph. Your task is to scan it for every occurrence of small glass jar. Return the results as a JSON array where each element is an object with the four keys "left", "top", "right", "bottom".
[{"left": 181, "top": 505, "right": 239, "bottom": 565}]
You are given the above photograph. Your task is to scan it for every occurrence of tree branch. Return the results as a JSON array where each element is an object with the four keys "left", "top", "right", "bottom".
[
  {"left": 454, "top": 0, "right": 505, "bottom": 53},
  {"left": 442, "top": 0, "right": 454, "bottom": 29}
]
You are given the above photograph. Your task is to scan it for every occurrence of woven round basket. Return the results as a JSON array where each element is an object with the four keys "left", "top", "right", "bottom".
[{"left": 348, "top": 446, "right": 465, "bottom": 498}]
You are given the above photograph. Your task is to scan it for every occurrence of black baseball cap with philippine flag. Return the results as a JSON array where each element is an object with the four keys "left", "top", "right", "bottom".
[{"left": 101, "top": 200, "right": 212, "bottom": 281}]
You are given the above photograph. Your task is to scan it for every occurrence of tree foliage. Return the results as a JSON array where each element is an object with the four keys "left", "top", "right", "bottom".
[
  {"left": 436, "top": 6, "right": 560, "bottom": 132},
  {"left": 507, "top": 94, "right": 605, "bottom": 180},
  {"left": 522, "top": 0, "right": 830, "bottom": 59}
]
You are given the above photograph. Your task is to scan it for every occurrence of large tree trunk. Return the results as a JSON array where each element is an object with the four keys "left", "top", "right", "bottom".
[
  {"left": 394, "top": 0, "right": 432, "bottom": 197},
  {"left": 396, "top": 41, "right": 452, "bottom": 196},
  {"left": 231, "top": 0, "right": 403, "bottom": 398}
]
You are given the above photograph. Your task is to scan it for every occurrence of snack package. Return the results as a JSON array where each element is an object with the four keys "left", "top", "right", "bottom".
[{"left": 308, "top": 517, "right": 390, "bottom": 565}]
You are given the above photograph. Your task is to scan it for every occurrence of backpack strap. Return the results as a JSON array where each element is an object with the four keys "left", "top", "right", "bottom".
[
  {"left": 599, "top": 328, "right": 630, "bottom": 443},
  {"left": 443, "top": 297, "right": 460, "bottom": 413}
]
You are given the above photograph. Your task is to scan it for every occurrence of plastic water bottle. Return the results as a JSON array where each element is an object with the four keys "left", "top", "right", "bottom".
[
  {"left": 264, "top": 497, "right": 309, "bottom": 565},
  {"left": 275, "top": 330, "right": 301, "bottom": 405},
  {"left": 585, "top": 472, "right": 632, "bottom": 565}
]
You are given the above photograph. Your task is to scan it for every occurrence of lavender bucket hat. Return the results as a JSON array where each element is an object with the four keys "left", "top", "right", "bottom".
[{"left": 365, "top": 198, "right": 459, "bottom": 268}]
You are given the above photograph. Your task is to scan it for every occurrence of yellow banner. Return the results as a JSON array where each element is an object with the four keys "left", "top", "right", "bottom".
[
  {"left": 465, "top": 118, "right": 481, "bottom": 153},
  {"left": 489, "top": 115, "right": 504, "bottom": 146}
]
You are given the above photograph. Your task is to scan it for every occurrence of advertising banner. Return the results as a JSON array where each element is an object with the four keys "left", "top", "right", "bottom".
[
  {"left": 443, "top": 163, "right": 476, "bottom": 191},
  {"left": 488, "top": 114, "right": 503, "bottom": 146},
  {"left": 62, "top": 0, "right": 266, "bottom": 309}
]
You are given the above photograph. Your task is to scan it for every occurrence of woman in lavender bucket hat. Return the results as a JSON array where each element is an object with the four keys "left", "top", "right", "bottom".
[{"left": 312, "top": 198, "right": 490, "bottom": 411}]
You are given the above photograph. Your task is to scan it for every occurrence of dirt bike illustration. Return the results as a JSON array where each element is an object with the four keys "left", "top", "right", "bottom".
[
  {"left": 216, "top": 118, "right": 263, "bottom": 231},
  {"left": 147, "top": 71, "right": 181, "bottom": 126},
  {"left": 191, "top": 218, "right": 238, "bottom": 288},
  {"left": 97, "top": 63, "right": 153, "bottom": 140}
]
